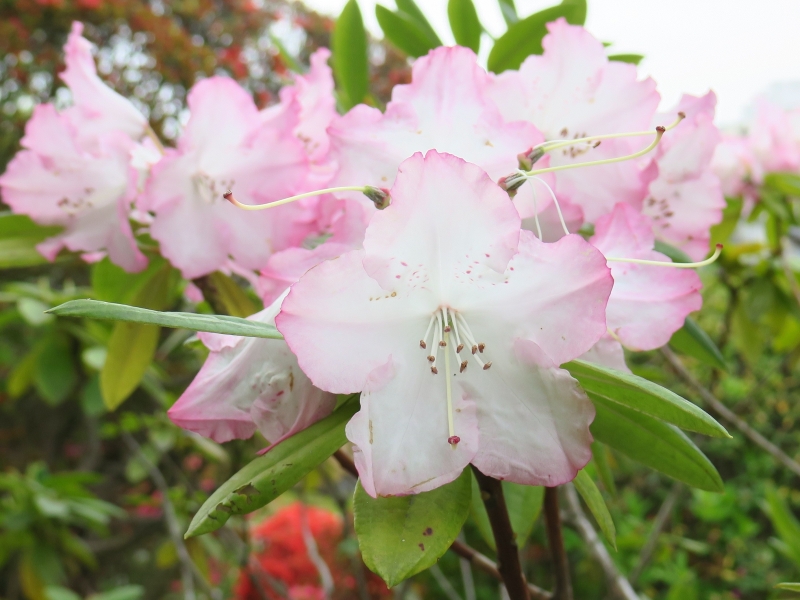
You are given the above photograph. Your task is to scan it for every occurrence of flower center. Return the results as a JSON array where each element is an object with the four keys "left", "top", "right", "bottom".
[
  {"left": 193, "top": 172, "right": 233, "bottom": 205},
  {"left": 419, "top": 307, "right": 492, "bottom": 448}
]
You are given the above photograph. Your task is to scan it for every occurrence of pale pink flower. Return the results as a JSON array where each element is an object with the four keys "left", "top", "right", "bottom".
[
  {"left": 487, "top": 19, "right": 660, "bottom": 223},
  {"left": 590, "top": 203, "right": 702, "bottom": 351},
  {"left": 326, "top": 46, "right": 541, "bottom": 215},
  {"left": 712, "top": 134, "right": 763, "bottom": 200},
  {"left": 0, "top": 104, "right": 147, "bottom": 271},
  {"left": 579, "top": 335, "right": 630, "bottom": 373},
  {"left": 642, "top": 93, "right": 725, "bottom": 260},
  {"left": 139, "top": 77, "right": 313, "bottom": 279},
  {"left": 61, "top": 22, "right": 148, "bottom": 146},
  {"left": 168, "top": 291, "right": 336, "bottom": 445},
  {"left": 277, "top": 152, "right": 613, "bottom": 497},
  {"left": 749, "top": 97, "right": 800, "bottom": 174}
]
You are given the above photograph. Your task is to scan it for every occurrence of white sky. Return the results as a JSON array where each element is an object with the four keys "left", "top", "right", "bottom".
[{"left": 300, "top": 0, "right": 800, "bottom": 126}]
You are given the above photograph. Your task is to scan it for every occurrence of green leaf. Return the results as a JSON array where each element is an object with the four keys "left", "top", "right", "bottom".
[
  {"left": 763, "top": 487, "right": 800, "bottom": 566},
  {"left": 34, "top": 335, "right": 78, "bottom": 406},
  {"left": 608, "top": 53, "right": 643, "bottom": 65},
  {"left": 204, "top": 271, "right": 260, "bottom": 317},
  {"left": 89, "top": 586, "right": 145, "bottom": 600},
  {"left": 45, "top": 587, "right": 82, "bottom": 600},
  {"left": 764, "top": 172, "right": 800, "bottom": 197},
  {"left": 354, "top": 469, "right": 471, "bottom": 587},
  {"left": 564, "top": 359, "right": 729, "bottom": 438},
  {"left": 470, "top": 475, "right": 543, "bottom": 550},
  {"left": 448, "top": 0, "right": 482, "bottom": 53},
  {"left": 395, "top": 0, "right": 442, "bottom": 47},
  {"left": 591, "top": 401, "right": 724, "bottom": 491},
  {"left": 0, "top": 213, "right": 62, "bottom": 269},
  {"left": 376, "top": 6, "right": 437, "bottom": 58},
  {"left": 669, "top": 317, "right": 727, "bottom": 370},
  {"left": 710, "top": 196, "right": 743, "bottom": 247},
  {"left": 591, "top": 442, "right": 617, "bottom": 497},
  {"left": 776, "top": 583, "right": 800, "bottom": 593},
  {"left": 497, "top": 0, "right": 518, "bottom": 25},
  {"left": 488, "top": 0, "right": 586, "bottom": 73},
  {"left": 101, "top": 264, "right": 175, "bottom": 411},
  {"left": 48, "top": 300, "right": 284, "bottom": 340},
  {"left": 332, "top": 0, "right": 370, "bottom": 110},
  {"left": 185, "top": 400, "right": 359, "bottom": 538},
  {"left": 91, "top": 257, "right": 166, "bottom": 304},
  {"left": 653, "top": 239, "right": 693, "bottom": 263},
  {"left": 573, "top": 470, "right": 616, "bottom": 548}
]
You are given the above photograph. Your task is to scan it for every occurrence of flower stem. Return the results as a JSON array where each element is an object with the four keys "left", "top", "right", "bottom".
[
  {"left": 544, "top": 487, "right": 572, "bottom": 600},
  {"left": 471, "top": 466, "right": 530, "bottom": 600}
]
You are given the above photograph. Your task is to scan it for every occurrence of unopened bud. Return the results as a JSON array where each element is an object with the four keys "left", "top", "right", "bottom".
[
  {"left": 363, "top": 186, "right": 391, "bottom": 210},
  {"left": 498, "top": 172, "right": 528, "bottom": 198},
  {"left": 517, "top": 147, "right": 545, "bottom": 171}
]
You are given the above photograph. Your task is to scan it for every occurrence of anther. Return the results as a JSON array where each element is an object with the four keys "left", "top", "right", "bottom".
[
  {"left": 456, "top": 344, "right": 464, "bottom": 353},
  {"left": 448, "top": 436, "right": 461, "bottom": 446},
  {"left": 478, "top": 343, "right": 486, "bottom": 353},
  {"left": 656, "top": 125, "right": 666, "bottom": 133},
  {"left": 431, "top": 366, "right": 439, "bottom": 374},
  {"left": 471, "top": 345, "right": 478, "bottom": 354},
  {"left": 420, "top": 341, "right": 427, "bottom": 349},
  {"left": 593, "top": 141, "right": 601, "bottom": 148},
  {"left": 678, "top": 111, "right": 686, "bottom": 119},
  {"left": 439, "top": 340, "right": 447, "bottom": 347},
  {"left": 427, "top": 355, "right": 435, "bottom": 362},
  {"left": 444, "top": 325, "right": 451, "bottom": 332},
  {"left": 460, "top": 361, "right": 468, "bottom": 373},
  {"left": 483, "top": 362, "right": 492, "bottom": 370}
]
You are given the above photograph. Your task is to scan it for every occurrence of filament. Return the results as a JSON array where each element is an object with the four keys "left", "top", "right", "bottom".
[
  {"left": 443, "top": 328, "right": 456, "bottom": 447},
  {"left": 534, "top": 113, "right": 685, "bottom": 154},
  {"left": 224, "top": 186, "right": 368, "bottom": 211},
  {"left": 524, "top": 126, "right": 666, "bottom": 177},
  {"left": 607, "top": 244, "right": 723, "bottom": 268},
  {"left": 527, "top": 175, "right": 568, "bottom": 237},
  {"left": 529, "top": 178, "right": 543, "bottom": 239}
]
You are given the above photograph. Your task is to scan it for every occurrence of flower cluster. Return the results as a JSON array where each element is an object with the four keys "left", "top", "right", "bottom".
[{"left": 1, "top": 19, "right": 725, "bottom": 497}]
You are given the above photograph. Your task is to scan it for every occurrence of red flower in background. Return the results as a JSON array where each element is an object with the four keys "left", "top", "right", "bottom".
[{"left": 235, "top": 502, "right": 391, "bottom": 600}]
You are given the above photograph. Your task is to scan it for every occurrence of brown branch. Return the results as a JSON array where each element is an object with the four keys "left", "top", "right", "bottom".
[
  {"left": 563, "top": 484, "right": 638, "bottom": 600},
  {"left": 544, "top": 487, "right": 572, "bottom": 600},
  {"left": 333, "top": 448, "right": 358, "bottom": 478},
  {"left": 471, "top": 466, "right": 530, "bottom": 600},
  {"left": 661, "top": 346, "right": 800, "bottom": 479},
  {"left": 192, "top": 275, "right": 229, "bottom": 315},
  {"left": 449, "top": 541, "right": 552, "bottom": 600}
]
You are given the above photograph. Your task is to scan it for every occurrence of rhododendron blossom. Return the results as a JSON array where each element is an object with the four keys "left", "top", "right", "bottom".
[
  {"left": 140, "top": 77, "right": 314, "bottom": 278},
  {"left": 277, "top": 152, "right": 613, "bottom": 497},
  {"left": 168, "top": 291, "right": 336, "bottom": 445}
]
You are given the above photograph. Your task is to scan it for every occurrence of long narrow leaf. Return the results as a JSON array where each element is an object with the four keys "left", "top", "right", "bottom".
[
  {"left": 376, "top": 6, "right": 437, "bottom": 57},
  {"left": 185, "top": 401, "right": 359, "bottom": 538},
  {"left": 573, "top": 470, "right": 616, "bottom": 548},
  {"left": 48, "top": 300, "right": 283, "bottom": 339},
  {"left": 332, "top": 0, "right": 369, "bottom": 110},
  {"left": 395, "top": 0, "right": 442, "bottom": 47},
  {"left": 669, "top": 317, "right": 727, "bottom": 370},
  {"left": 564, "top": 359, "right": 729, "bottom": 438},
  {"left": 448, "top": 0, "right": 482, "bottom": 53}
]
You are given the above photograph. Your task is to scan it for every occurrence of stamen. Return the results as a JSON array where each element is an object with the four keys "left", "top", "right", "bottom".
[
  {"left": 607, "top": 244, "right": 723, "bottom": 268},
  {"left": 524, "top": 175, "right": 569, "bottom": 237},
  {"left": 224, "top": 185, "right": 371, "bottom": 211},
  {"left": 523, "top": 126, "right": 666, "bottom": 177},
  {"left": 420, "top": 314, "right": 436, "bottom": 350},
  {"left": 529, "top": 179, "right": 544, "bottom": 239},
  {"left": 430, "top": 315, "right": 442, "bottom": 374},
  {"left": 533, "top": 113, "right": 684, "bottom": 155},
  {"left": 443, "top": 328, "right": 457, "bottom": 447},
  {"left": 455, "top": 313, "right": 489, "bottom": 369}
]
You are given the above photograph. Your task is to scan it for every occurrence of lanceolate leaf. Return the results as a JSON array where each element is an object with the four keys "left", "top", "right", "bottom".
[
  {"left": 573, "top": 470, "right": 616, "bottom": 548},
  {"left": 185, "top": 401, "right": 359, "bottom": 538},
  {"left": 376, "top": 6, "right": 437, "bottom": 58},
  {"left": 332, "top": 0, "right": 369, "bottom": 110},
  {"left": 763, "top": 486, "right": 800, "bottom": 566},
  {"left": 204, "top": 271, "right": 260, "bottom": 318},
  {"left": 776, "top": 583, "right": 800, "bottom": 593},
  {"left": 101, "top": 264, "right": 176, "bottom": 410},
  {"left": 669, "top": 317, "right": 728, "bottom": 370},
  {"left": 487, "top": 0, "right": 587, "bottom": 73},
  {"left": 470, "top": 475, "right": 543, "bottom": 550},
  {"left": 591, "top": 442, "right": 617, "bottom": 497},
  {"left": 448, "top": 0, "right": 482, "bottom": 53},
  {"left": 497, "top": 0, "right": 518, "bottom": 25},
  {"left": 591, "top": 402, "right": 724, "bottom": 492},
  {"left": 564, "top": 359, "right": 729, "bottom": 438},
  {"left": 355, "top": 469, "right": 471, "bottom": 587},
  {"left": 395, "top": 0, "right": 442, "bottom": 47},
  {"left": 48, "top": 300, "right": 283, "bottom": 340},
  {"left": 0, "top": 213, "right": 62, "bottom": 269},
  {"left": 608, "top": 53, "right": 643, "bottom": 65}
]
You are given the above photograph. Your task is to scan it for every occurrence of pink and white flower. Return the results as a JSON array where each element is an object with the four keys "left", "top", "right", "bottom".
[
  {"left": 139, "top": 77, "right": 313, "bottom": 279},
  {"left": 277, "top": 152, "right": 613, "bottom": 497},
  {"left": 168, "top": 291, "right": 336, "bottom": 445}
]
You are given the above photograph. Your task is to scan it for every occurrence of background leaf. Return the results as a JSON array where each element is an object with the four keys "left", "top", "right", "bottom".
[
  {"left": 0, "top": 213, "right": 62, "bottom": 269},
  {"left": 332, "top": 0, "right": 369, "bottom": 110},
  {"left": 448, "top": 0, "right": 482, "bottom": 53},
  {"left": 608, "top": 53, "right": 643, "bottom": 64},
  {"left": 488, "top": 0, "right": 587, "bottom": 73},
  {"left": 395, "top": 0, "right": 442, "bottom": 46},
  {"left": 376, "top": 6, "right": 437, "bottom": 57},
  {"left": 354, "top": 469, "right": 471, "bottom": 587},
  {"left": 669, "top": 317, "right": 728, "bottom": 370}
]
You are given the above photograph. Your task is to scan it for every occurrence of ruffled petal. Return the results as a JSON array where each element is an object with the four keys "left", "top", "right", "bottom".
[
  {"left": 579, "top": 335, "right": 631, "bottom": 373},
  {"left": 591, "top": 203, "right": 702, "bottom": 350},
  {"left": 465, "top": 339, "right": 594, "bottom": 486},
  {"left": 347, "top": 358, "right": 479, "bottom": 497},
  {"left": 362, "top": 152, "right": 521, "bottom": 295}
]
